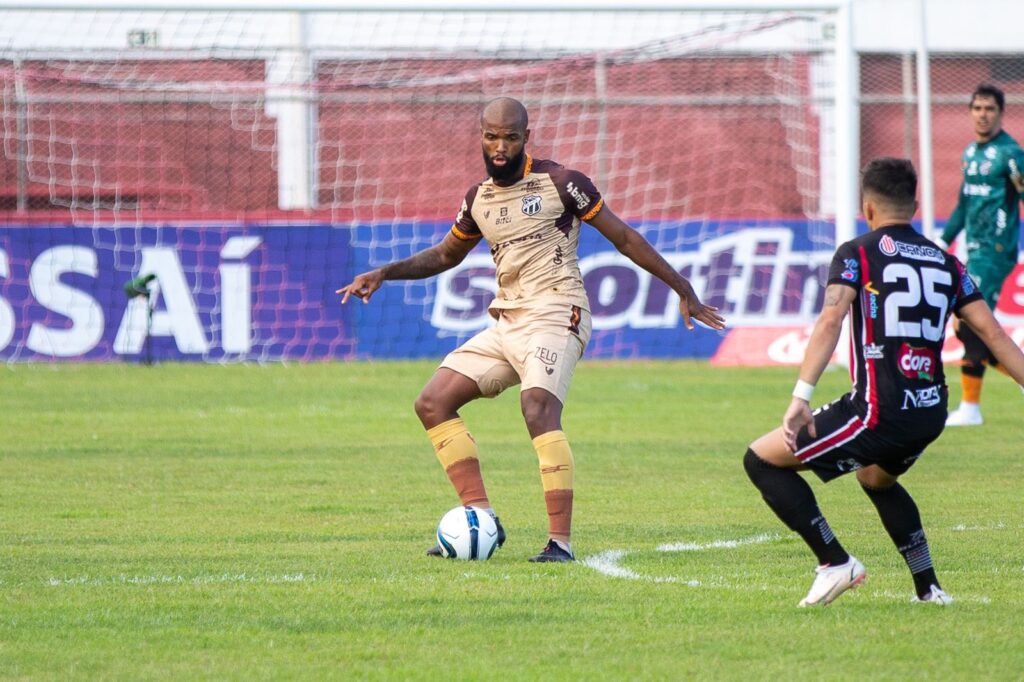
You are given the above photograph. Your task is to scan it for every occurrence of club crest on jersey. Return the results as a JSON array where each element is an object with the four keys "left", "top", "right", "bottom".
[
  {"left": 897, "top": 343, "right": 936, "bottom": 381},
  {"left": 879, "top": 234, "right": 898, "bottom": 256},
  {"left": 522, "top": 194, "right": 542, "bottom": 216},
  {"left": 985, "top": 145, "right": 998, "bottom": 160}
]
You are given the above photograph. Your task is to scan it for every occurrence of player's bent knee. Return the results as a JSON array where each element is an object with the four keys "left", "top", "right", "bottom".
[
  {"left": 520, "top": 389, "right": 563, "bottom": 434},
  {"left": 414, "top": 390, "right": 447, "bottom": 426},
  {"left": 743, "top": 448, "right": 776, "bottom": 477},
  {"left": 855, "top": 466, "right": 898, "bottom": 490}
]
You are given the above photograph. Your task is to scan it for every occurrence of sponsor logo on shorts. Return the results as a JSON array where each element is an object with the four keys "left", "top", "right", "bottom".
[
  {"left": 901, "top": 385, "right": 941, "bottom": 410},
  {"left": 897, "top": 343, "right": 936, "bottom": 381},
  {"left": 522, "top": 194, "right": 542, "bottom": 216},
  {"left": 836, "top": 458, "right": 862, "bottom": 472},
  {"left": 535, "top": 347, "right": 559, "bottom": 365},
  {"left": 863, "top": 343, "right": 884, "bottom": 359}
]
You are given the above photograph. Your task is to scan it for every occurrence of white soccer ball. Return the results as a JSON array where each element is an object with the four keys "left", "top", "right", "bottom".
[{"left": 435, "top": 506, "right": 499, "bottom": 560}]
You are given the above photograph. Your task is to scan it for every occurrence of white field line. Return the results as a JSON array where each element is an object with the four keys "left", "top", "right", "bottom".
[
  {"left": 581, "top": 533, "right": 781, "bottom": 585},
  {"left": 866, "top": 589, "right": 991, "bottom": 605},
  {"left": 657, "top": 533, "right": 780, "bottom": 552},
  {"left": 580, "top": 550, "right": 690, "bottom": 584},
  {"left": 44, "top": 572, "right": 316, "bottom": 587},
  {"left": 950, "top": 522, "right": 1009, "bottom": 532}
]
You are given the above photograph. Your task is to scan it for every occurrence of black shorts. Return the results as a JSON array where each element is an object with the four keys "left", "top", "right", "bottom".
[{"left": 793, "top": 394, "right": 943, "bottom": 482}]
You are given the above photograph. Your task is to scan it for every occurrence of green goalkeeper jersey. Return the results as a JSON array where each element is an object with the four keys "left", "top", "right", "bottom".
[{"left": 941, "top": 129, "right": 1024, "bottom": 271}]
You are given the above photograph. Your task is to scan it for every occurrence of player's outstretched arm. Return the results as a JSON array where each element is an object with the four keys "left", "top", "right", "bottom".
[
  {"left": 782, "top": 284, "right": 855, "bottom": 451},
  {"left": 337, "top": 231, "right": 480, "bottom": 304},
  {"left": 936, "top": 185, "right": 967, "bottom": 250},
  {"left": 958, "top": 299, "right": 1024, "bottom": 388},
  {"left": 587, "top": 206, "right": 725, "bottom": 331}
]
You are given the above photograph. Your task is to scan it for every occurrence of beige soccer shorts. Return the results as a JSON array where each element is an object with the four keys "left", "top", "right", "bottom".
[{"left": 440, "top": 301, "right": 592, "bottom": 403}]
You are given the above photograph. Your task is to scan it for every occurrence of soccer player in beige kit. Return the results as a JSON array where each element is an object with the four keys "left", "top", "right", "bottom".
[{"left": 338, "top": 97, "right": 725, "bottom": 562}]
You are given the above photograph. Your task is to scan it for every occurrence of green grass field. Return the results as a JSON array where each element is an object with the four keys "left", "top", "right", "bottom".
[{"left": 2, "top": 361, "right": 1023, "bottom": 680}]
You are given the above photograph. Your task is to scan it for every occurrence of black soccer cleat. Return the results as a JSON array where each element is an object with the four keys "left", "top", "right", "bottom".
[
  {"left": 493, "top": 515, "right": 506, "bottom": 548},
  {"left": 427, "top": 513, "right": 505, "bottom": 557},
  {"left": 528, "top": 539, "right": 575, "bottom": 563}
]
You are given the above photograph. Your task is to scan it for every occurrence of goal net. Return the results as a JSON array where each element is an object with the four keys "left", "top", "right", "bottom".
[{"left": 0, "top": 6, "right": 841, "bottom": 362}]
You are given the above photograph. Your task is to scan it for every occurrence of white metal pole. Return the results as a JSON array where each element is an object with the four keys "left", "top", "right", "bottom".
[
  {"left": 834, "top": 0, "right": 858, "bottom": 245},
  {"left": 832, "top": 0, "right": 856, "bottom": 369},
  {"left": 916, "top": 0, "right": 935, "bottom": 239},
  {"left": 266, "top": 11, "right": 312, "bottom": 211}
]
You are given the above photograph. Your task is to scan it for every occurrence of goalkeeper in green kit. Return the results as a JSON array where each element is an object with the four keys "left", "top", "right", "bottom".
[{"left": 937, "top": 84, "right": 1024, "bottom": 426}]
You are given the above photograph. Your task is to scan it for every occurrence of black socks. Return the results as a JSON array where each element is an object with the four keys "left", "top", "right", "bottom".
[
  {"left": 861, "top": 481, "right": 939, "bottom": 599},
  {"left": 744, "top": 449, "right": 849, "bottom": 566}
]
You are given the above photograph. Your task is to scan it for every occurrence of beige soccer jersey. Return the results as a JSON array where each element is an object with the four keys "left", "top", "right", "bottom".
[{"left": 451, "top": 155, "right": 604, "bottom": 316}]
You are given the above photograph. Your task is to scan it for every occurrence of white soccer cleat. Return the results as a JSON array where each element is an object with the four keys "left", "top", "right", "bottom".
[
  {"left": 915, "top": 585, "right": 954, "bottom": 605},
  {"left": 945, "top": 403, "right": 983, "bottom": 427},
  {"left": 798, "top": 556, "right": 866, "bottom": 607}
]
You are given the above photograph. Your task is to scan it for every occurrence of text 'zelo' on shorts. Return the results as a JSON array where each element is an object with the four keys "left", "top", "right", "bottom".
[
  {"left": 792, "top": 394, "right": 943, "bottom": 482},
  {"left": 439, "top": 301, "right": 592, "bottom": 403}
]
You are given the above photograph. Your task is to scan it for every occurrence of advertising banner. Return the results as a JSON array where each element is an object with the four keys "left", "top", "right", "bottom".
[{"left": 1, "top": 221, "right": 1021, "bottom": 363}]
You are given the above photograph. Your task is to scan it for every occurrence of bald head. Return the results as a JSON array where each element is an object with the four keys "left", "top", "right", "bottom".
[
  {"left": 479, "top": 97, "right": 531, "bottom": 184},
  {"left": 481, "top": 97, "right": 528, "bottom": 131}
]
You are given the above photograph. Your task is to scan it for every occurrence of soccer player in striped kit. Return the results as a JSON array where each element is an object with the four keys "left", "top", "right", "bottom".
[{"left": 743, "top": 158, "right": 1024, "bottom": 606}]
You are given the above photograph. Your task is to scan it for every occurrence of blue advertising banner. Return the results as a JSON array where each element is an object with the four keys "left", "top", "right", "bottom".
[
  {"left": 0, "top": 220, "right": 836, "bottom": 362},
  {"left": 0, "top": 225, "right": 354, "bottom": 362},
  {"left": 349, "top": 219, "right": 834, "bottom": 359}
]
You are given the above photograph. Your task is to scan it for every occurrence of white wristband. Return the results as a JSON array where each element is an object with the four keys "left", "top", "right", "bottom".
[{"left": 792, "top": 380, "right": 815, "bottom": 402}]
